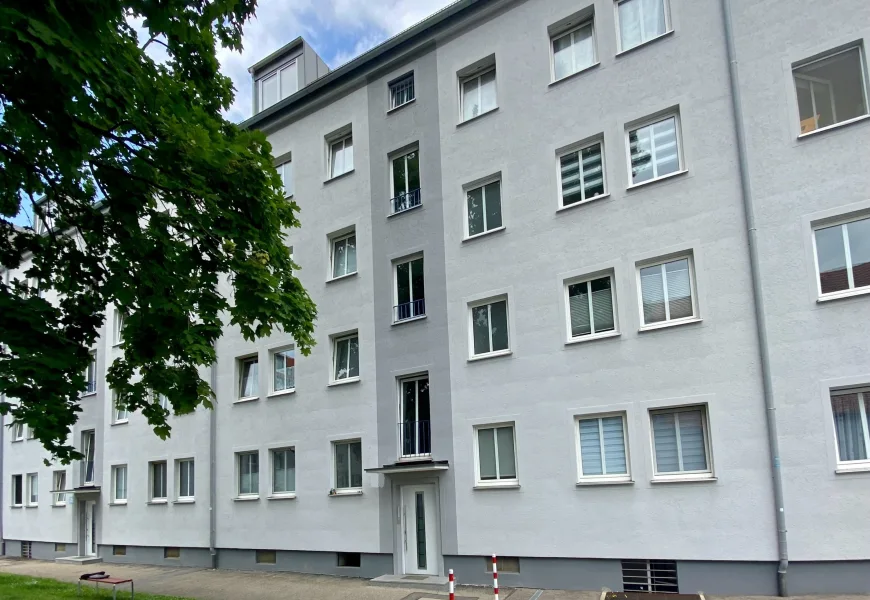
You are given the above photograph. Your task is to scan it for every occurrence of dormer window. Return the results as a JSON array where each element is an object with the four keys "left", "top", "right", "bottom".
[{"left": 259, "top": 60, "right": 298, "bottom": 112}]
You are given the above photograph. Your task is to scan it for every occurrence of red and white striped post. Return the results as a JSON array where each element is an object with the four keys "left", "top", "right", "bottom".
[
  {"left": 492, "top": 554, "right": 499, "bottom": 600},
  {"left": 448, "top": 569, "right": 455, "bottom": 600}
]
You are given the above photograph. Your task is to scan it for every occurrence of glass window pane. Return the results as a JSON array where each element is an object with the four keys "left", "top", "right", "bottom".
[
  {"left": 280, "top": 62, "right": 298, "bottom": 99},
  {"left": 333, "top": 238, "right": 346, "bottom": 278},
  {"left": 618, "top": 0, "right": 643, "bottom": 50},
  {"left": 467, "top": 187, "right": 485, "bottom": 236},
  {"left": 496, "top": 427, "right": 516, "bottom": 479},
  {"left": 794, "top": 47, "right": 868, "bottom": 130},
  {"left": 652, "top": 413, "right": 680, "bottom": 472},
  {"left": 348, "top": 336, "right": 360, "bottom": 378},
  {"left": 396, "top": 262, "right": 411, "bottom": 305},
  {"left": 281, "top": 162, "right": 293, "bottom": 197},
  {"left": 344, "top": 137, "right": 354, "bottom": 172},
  {"left": 601, "top": 416, "right": 627, "bottom": 474},
  {"left": 261, "top": 74, "right": 278, "bottom": 109},
  {"left": 484, "top": 181, "right": 502, "bottom": 230},
  {"left": 651, "top": 118, "right": 679, "bottom": 177},
  {"left": 568, "top": 281, "right": 591, "bottom": 337},
  {"left": 847, "top": 217, "right": 870, "bottom": 288},
  {"left": 489, "top": 301, "right": 509, "bottom": 352},
  {"left": 641, "top": 0, "right": 667, "bottom": 40},
  {"left": 411, "top": 258, "right": 425, "bottom": 306},
  {"left": 463, "top": 76, "right": 480, "bottom": 121},
  {"left": 480, "top": 70, "right": 497, "bottom": 113},
  {"left": 407, "top": 151, "right": 420, "bottom": 192},
  {"left": 578, "top": 419, "right": 603, "bottom": 475},
  {"left": 335, "top": 444, "right": 349, "bottom": 489},
  {"left": 677, "top": 410, "right": 708, "bottom": 471},
  {"left": 553, "top": 33, "right": 574, "bottom": 80},
  {"left": 335, "top": 338, "right": 350, "bottom": 380},
  {"left": 582, "top": 143, "right": 605, "bottom": 199},
  {"left": 240, "top": 359, "right": 258, "bottom": 397},
  {"left": 640, "top": 264, "right": 666, "bottom": 324},
  {"left": 478, "top": 429, "right": 497, "bottom": 480},
  {"left": 590, "top": 277, "right": 615, "bottom": 333},
  {"left": 629, "top": 125, "right": 653, "bottom": 184},
  {"left": 573, "top": 25, "right": 595, "bottom": 72},
  {"left": 665, "top": 259, "right": 693, "bottom": 319},
  {"left": 560, "top": 151, "right": 583, "bottom": 206},
  {"left": 472, "top": 306, "right": 491, "bottom": 355},
  {"left": 815, "top": 225, "right": 850, "bottom": 294},
  {"left": 832, "top": 394, "right": 867, "bottom": 461},
  {"left": 392, "top": 155, "right": 406, "bottom": 197},
  {"left": 350, "top": 442, "right": 362, "bottom": 488},
  {"left": 345, "top": 235, "right": 357, "bottom": 274}
]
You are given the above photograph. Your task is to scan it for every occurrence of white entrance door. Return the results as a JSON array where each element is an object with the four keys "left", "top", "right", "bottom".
[
  {"left": 84, "top": 501, "right": 96, "bottom": 556},
  {"left": 401, "top": 484, "right": 440, "bottom": 575}
]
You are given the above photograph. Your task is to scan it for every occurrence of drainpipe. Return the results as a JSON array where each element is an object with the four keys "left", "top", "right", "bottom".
[
  {"left": 209, "top": 348, "right": 218, "bottom": 569},
  {"left": 720, "top": 0, "right": 788, "bottom": 595},
  {"left": 0, "top": 268, "right": 8, "bottom": 555}
]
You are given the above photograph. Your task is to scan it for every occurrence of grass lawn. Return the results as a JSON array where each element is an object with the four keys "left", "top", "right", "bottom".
[{"left": 0, "top": 573, "right": 193, "bottom": 600}]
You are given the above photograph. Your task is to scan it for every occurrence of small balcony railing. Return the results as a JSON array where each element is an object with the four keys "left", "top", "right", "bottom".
[
  {"left": 391, "top": 188, "right": 422, "bottom": 214},
  {"left": 394, "top": 298, "right": 425, "bottom": 322},
  {"left": 399, "top": 420, "right": 431, "bottom": 457}
]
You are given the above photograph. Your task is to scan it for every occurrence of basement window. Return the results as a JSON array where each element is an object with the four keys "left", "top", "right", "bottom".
[
  {"left": 622, "top": 559, "right": 678, "bottom": 593},
  {"left": 485, "top": 556, "right": 520, "bottom": 573},
  {"left": 113, "top": 546, "right": 127, "bottom": 556},
  {"left": 256, "top": 550, "right": 277, "bottom": 564},
  {"left": 164, "top": 547, "right": 181, "bottom": 559},
  {"left": 337, "top": 552, "right": 361, "bottom": 568}
]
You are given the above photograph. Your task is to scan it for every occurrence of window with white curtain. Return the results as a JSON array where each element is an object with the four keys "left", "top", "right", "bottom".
[
  {"left": 329, "top": 134, "right": 354, "bottom": 178},
  {"left": 577, "top": 415, "right": 629, "bottom": 481},
  {"left": 12, "top": 421, "right": 24, "bottom": 441},
  {"left": 113, "top": 393, "right": 129, "bottom": 423},
  {"left": 112, "top": 465, "right": 127, "bottom": 503},
  {"left": 238, "top": 357, "right": 259, "bottom": 399},
  {"left": 272, "top": 447, "right": 296, "bottom": 495},
  {"left": 334, "top": 440, "right": 362, "bottom": 490},
  {"left": 238, "top": 452, "right": 259, "bottom": 496},
  {"left": 470, "top": 298, "right": 510, "bottom": 357},
  {"left": 330, "top": 232, "right": 357, "bottom": 279},
  {"left": 627, "top": 114, "right": 682, "bottom": 185},
  {"left": 475, "top": 424, "right": 517, "bottom": 485},
  {"left": 831, "top": 388, "right": 870, "bottom": 468},
  {"left": 26, "top": 473, "right": 38, "bottom": 505},
  {"left": 466, "top": 179, "right": 503, "bottom": 238},
  {"left": 81, "top": 430, "right": 95, "bottom": 485},
  {"left": 794, "top": 46, "right": 868, "bottom": 135},
  {"left": 332, "top": 333, "right": 360, "bottom": 382},
  {"left": 460, "top": 68, "right": 497, "bottom": 121},
  {"left": 150, "top": 461, "right": 167, "bottom": 501},
  {"left": 617, "top": 0, "right": 669, "bottom": 52},
  {"left": 552, "top": 21, "right": 596, "bottom": 81},
  {"left": 178, "top": 459, "right": 194, "bottom": 500},
  {"left": 52, "top": 471, "right": 67, "bottom": 506},
  {"left": 650, "top": 406, "right": 711, "bottom": 476},
  {"left": 277, "top": 161, "right": 293, "bottom": 197},
  {"left": 258, "top": 60, "right": 298, "bottom": 112},
  {"left": 559, "top": 141, "right": 606, "bottom": 207},
  {"left": 813, "top": 215, "right": 870, "bottom": 297},
  {"left": 272, "top": 347, "right": 295, "bottom": 393},
  {"left": 566, "top": 275, "right": 616, "bottom": 339},
  {"left": 638, "top": 255, "right": 696, "bottom": 327}
]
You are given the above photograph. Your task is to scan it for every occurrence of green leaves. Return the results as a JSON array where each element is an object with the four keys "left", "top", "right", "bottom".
[{"left": 0, "top": 0, "right": 316, "bottom": 462}]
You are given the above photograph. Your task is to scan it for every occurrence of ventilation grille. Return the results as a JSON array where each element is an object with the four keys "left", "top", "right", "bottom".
[
  {"left": 21, "top": 541, "right": 32, "bottom": 559},
  {"left": 622, "top": 560, "right": 678, "bottom": 593}
]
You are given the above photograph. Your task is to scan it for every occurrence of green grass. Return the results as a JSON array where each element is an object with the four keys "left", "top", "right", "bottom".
[{"left": 0, "top": 573, "right": 193, "bottom": 600}]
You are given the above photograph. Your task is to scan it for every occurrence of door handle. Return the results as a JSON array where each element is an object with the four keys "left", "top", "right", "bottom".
[{"left": 403, "top": 505, "right": 407, "bottom": 552}]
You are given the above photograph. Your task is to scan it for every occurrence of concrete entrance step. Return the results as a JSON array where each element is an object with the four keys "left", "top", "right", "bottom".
[
  {"left": 55, "top": 556, "right": 103, "bottom": 565},
  {"left": 369, "top": 574, "right": 449, "bottom": 591}
]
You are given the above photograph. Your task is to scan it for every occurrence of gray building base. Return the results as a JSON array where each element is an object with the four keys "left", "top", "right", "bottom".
[
  {"left": 216, "top": 549, "right": 393, "bottom": 579},
  {"left": 2, "top": 540, "right": 77, "bottom": 561},
  {"left": 100, "top": 545, "right": 213, "bottom": 569}
]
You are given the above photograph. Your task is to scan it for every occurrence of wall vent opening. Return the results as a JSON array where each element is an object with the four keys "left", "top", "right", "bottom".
[
  {"left": 256, "top": 550, "right": 277, "bottom": 564},
  {"left": 20, "top": 541, "right": 32, "bottom": 559},
  {"left": 621, "top": 559, "right": 678, "bottom": 593},
  {"left": 337, "top": 552, "right": 361, "bottom": 567}
]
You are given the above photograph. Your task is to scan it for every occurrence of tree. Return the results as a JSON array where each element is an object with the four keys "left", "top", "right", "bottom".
[{"left": 0, "top": 0, "right": 317, "bottom": 463}]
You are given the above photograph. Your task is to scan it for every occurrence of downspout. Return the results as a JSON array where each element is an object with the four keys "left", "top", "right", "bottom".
[
  {"left": 0, "top": 268, "right": 8, "bottom": 555},
  {"left": 209, "top": 348, "right": 218, "bottom": 569},
  {"left": 720, "top": 0, "right": 789, "bottom": 595}
]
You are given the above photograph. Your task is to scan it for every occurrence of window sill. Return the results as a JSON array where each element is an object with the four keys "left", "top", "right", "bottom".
[
  {"left": 329, "top": 489, "right": 363, "bottom": 497},
  {"left": 817, "top": 287, "right": 870, "bottom": 303},
  {"left": 326, "top": 271, "right": 358, "bottom": 284},
  {"left": 11, "top": 439, "right": 23, "bottom": 443},
  {"left": 462, "top": 225, "right": 506, "bottom": 243},
  {"left": 388, "top": 203, "right": 423, "bottom": 218},
  {"left": 651, "top": 475, "right": 717, "bottom": 484},
  {"left": 233, "top": 495, "right": 260, "bottom": 502},
  {"left": 627, "top": 169, "right": 689, "bottom": 191},
  {"left": 392, "top": 315, "right": 427, "bottom": 327},
  {"left": 798, "top": 114, "right": 870, "bottom": 139},
  {"left": 81, "top": 392, "right": 97, "bottom": 398},
  {"left": 147, "top": 499, "right": 168, "bottom": 505},
  {"left": 616, "top": 29, "right": 675, "bottom": 57},
  {"left": 549, "top": 62, "right": 601, "bottom": 87},
  {"left": 51, "top": 504, "right": 67, "bottom": 508},
  {"left": 576, "top": 479, "right": 634, "bottom": 487},
  {"left": 25, "top": 504, "right": 38, "bottom": 509},
  {"left": 108, "top": 501, "right": 127, "bottom": 506},
  {"left": 10, "top": 505, "right": 23, "bottom": 509},
  {"left": 565, "top": 331, "right": 620, "bottom": 346},
  {"left": 174, "top": 498, "right": 195, "bottom": 504},
  {"left": 639, "top": 317, "right": 702, "bottom": 333},
  {"left": 112, "top": 342, "right": 123, "bottom": 348},
  {"left": 457, "top": 106, "right": 499, "bottom": 128},
  {"left": 835, "top": 464, "right": 870, "bottom": 475},
  {"left": 473, "top": 482, "right": 520, "bottom": 490},
  {"left": 267, "top": 389, "right": 296, "bottom": 399},
  {"left": 234, "top": 396, "right": 260, "bottom": 404},
  {"left": 111, "top": 420, "right": 129, "bottom": 426},
  {"left": 468, "top": 349, "right": 512, "bottom": 363},
  {"left": 328, "top": 377, "right": 360, "bottom": 388},
  {"left": 268, "top": 493, "right": 297, "bottom": 500},
  {"left": 387, "top": 98, "right": 416, "bottom": 114},
  {"left": 324, "top": 169, "right": 355, "bottom": 185},
  {"left": 556, "top": 193, "right": 610, "bottom": 213}
]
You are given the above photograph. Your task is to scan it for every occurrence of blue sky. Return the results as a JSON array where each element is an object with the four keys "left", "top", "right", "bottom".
[{"left": 10, "top": 0, "right": 452, "bottom": 227}]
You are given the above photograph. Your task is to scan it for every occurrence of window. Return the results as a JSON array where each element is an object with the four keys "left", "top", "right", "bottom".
[
  {"left": 332, "top": 333, "right": 360, "bottom": 382},
  {"left": 391, "top": 149, "right": 421, "bottom": 213},
  {"left": 559, "top": 141, "right": 606, "bottom": 206},
  {"left": 617, "top": 0, "right": 669, "bottom": 52},
  {"left": 113, "top": 394, "right": 129, "bottom": 423},
  {"left": 26, "top": 425, "right": 35, "bottom": 439},
  {"left": 576, "top": 414, "right": 629, "bottom": 481},
  {"left": 329, "top": 134, "right": 354, "bottom": 178},
  {"left": 470, "top": 298, "right": 510, "bottom": 357},
  {"left": 466, "top": 179, "right": 503, "bottom": 238},
  {"left": 650, "top": 406, "right": 712, "bottom": 477},
  {"left": 277, "top": 161, "right": 293, "bottom": 197},
  {"left": 622, "top": 559, "right": 678, "bottom": 593},
  {"left": 486, "top": 556, "right": 520, "bottom": 573},
  {"left": 552, "top": 21, "right": 596, "bottom": 81},
  {"left": 256, "top": 550, "right": 277, "bottom": 564},
  {"left": 272, "top": 348, "right": 295, "bottom": 393},
  {"left": 475, "top": 425, "right": 517, "bottom": 485},
  {"left": 52, "top": 471, "right": 67, "bottom": 506},
  {"left": 333, "top": 440, "right": 362, "bottom": 491},
  {"left": 813, "top": 215, "right": 870, "bottom": 296},
  {"left": 112, "top": 465, "right": 127, "bottom": 503},
  {"left": 330, "top": 232, "right": 357, "bottom": 279},
  {"left": 638, "top": 255, "right": 696, "bottom": 327},
  {"left": 794, "top": 46, "right": 868, "bottom": 134},
  {"left": 627, "top": 114, "right": 682, "bottom": 185},
  {"left": 164, "top": 547, "right": 181, "bottom": 559},
  {"left": 258, "top": 60, "right": 298, "bottom": 111},
  {"left": 461, "top": 68, "right": 497, "bottom": 121},
  {"left": 178, "top": 459, "right": 194, "bottom": 500},
  {"left": 271, "top": 448, "right": 296, "bottom": 496},
  {"left": 157, "top": 393, "right": 170, "bottom": 411},
  {"left": 81, "top": 430, "right": 95, "bottom": 485},
  {"left": 55, "top": 543, "right": 66, "bottom": 552},
  {"left": 26, "top": 473, "right": 38, "bottom": 505},
  {"left": 400, "top": 377, "right": 431, "bottom": 457},
  {"left": 389, "top": 72, "right": 415, "bottom": 110},
  {"left": 12, "top": 475, "right": 23, "bottom": 506},
  {"left": 830, "top": 388, "right": 870, "bottom": 467},
  {"left": 12, "top": 421, "right": 24, "bottom": 441},
  {"left": 113, "top": 310, "right": 125, "bottom": 345},
  {"left": 394, "top": 256, "right": 425, "bottom": 322},
  {"left": 239, "top": 357, "right": 259, "bottom": 399},
  {"left": 84, "top": 353, "right": 97, "bottom": 394},
  {"left": 567, "top": 275, "right": 616, "bottom": 339},
  {"left": 150, "top": 461, "right": 167, "bottom": 501},
  {"left": 238, "top": 452, "right": 259, "bottom": 497},
  {"left": 113, "top": 546, "right": 127, "bottom": 556},
  {"left": 337, "top": 552, "right": 361, "bottom": 567}
]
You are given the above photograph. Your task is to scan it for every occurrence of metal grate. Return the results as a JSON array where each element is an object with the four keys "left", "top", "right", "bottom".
[
  {"left": 389, "top": 74, "right": 415, "bottom": 109},
  {"left": 622, "top": 560, "right": 678, "bottom": 593},
  {"left": 21, "top": 541, "right": 32, "bottom": 559}
]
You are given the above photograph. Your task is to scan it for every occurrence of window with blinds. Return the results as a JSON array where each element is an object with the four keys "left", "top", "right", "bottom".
[
  {"left": 638, "top": 255, "right": 696, "bottom": 327},
  {"left": 577, "top": 414, "right": 630, "bottom": 481},
  {"left": 475, "top": 424, "right": 518, "bottom": 486},
  {"left": 650, "top": 406, "right": 712, "bottom": 477},
  {"left": 567, "top": 275, "right": 616, "bottom": 339},
  {"left": 831, "top": 388, "right": 870, "bottom": 469},
  {"left": 628, "top": 114, "right": 682, "bottom": 185},
  {"left": 559, "top": 140, "right": 606, "bottom": 207}
]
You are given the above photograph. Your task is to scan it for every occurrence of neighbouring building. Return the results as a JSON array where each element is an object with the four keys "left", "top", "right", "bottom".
[{"left": 3, "top": 0, "right": 870, "bottom": 595}]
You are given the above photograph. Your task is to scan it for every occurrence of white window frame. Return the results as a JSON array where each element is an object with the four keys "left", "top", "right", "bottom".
[
  {"left": 614, "top": 0, "right": 672, "bottom": 54},
  {"left": 467, "top": 296, "right": 511, "bottom": 359},
  {"left": 564, "top": 272, "right": 619, "bottom": 342},
  {"left": 392, "top": 255, "right": 425, "bottom": 323},
  {"left": 238, "top": 356, "right": 259, "bottom": 401},
  {"left": 177, "top": 458, "right": 195, "bottom": 501},
  {"left": 12, "top": 421, "right": 24, "bottom": 442},
  {"left": 624, "top": 112, "right": 685, "bottom": 187},
  {"left": 830, "top": 387, "right": 870, "bottom": 470},
  {"left": 390, "top": 148, "right": 421, "bottom": 201},
  {"left": 459, "top": 66, "right": 498, "bottom": 122},
  {"left": 52, "top": 470, "right": 67, "bottom": 506},
  {"left": 328, "top": 134, "right": 354, "bottom": 179},
  {"left": 237, "top": 451, "right": 259, "bottom": 498},
  {"left": 113, "top": 393, "right": 129, "bottom": 424},
  {"left": 463, "top": 176, "right": 504, "bottom": 240},
  {"left": 270, "top": 346, "right": 296, "bottom": 395},
  {"left": 388, "top": 72, "right": 415, "bottom": 111},
  {"left": 156, "top": 393, "right": 170, "bottom": 411},
  {"left": 473, "top": 423, "right": 519, "bottom": 488},
  {"left": 398, "top": 375, "right": 431, "bottom": 459},
  {"left": 332, "top": 439, "right": 363, "bottom": 493},
  {"left": 26, "top": 473, "right": 38, "bottom": 506},
  {"left": 793, "top": 45, "right": 869, "bottom": 136},
  {"left": 575, "top": 413, "right": 631, "bottom": 483},
  {"left": 635, "top": 253, "right": 699, "bottom": 329},
  {"left": 81, "top": 430, "right": 96, "bottom": 485},
  {"left": 557, "top": 139, "right": 608, "bottom": 209},
  {"left": 550, "top": 20, "right": 598, "bottom": 82},
  {"left": 329, "top": 232, "right": 358, "bottom": 280},
  {"left": 277, "top": 160, "right": 293, "bottom": 198},
  {"left": 258, "top": 59, "right": 298, "bottom": 112},
  {"left": 149, "top": 461, "right": 168, "bottom": 502},
  {"left": 11, "top": 474, "right": 23, "bottom": 507},
  {"left": 331, "top": 333, "right": 360, "bottom": 383},
  {"left": 84, "top": 352, "right": 97, "bottom": 396},
  {"left": 270, "top": 447, "right": 296, "bottom": 497},
  {"left": 812, "top": 214, "right": 870, "bottom": 300},
  {"left": 113, "top": 310, "right": 125, "bottom": 346},
  {"left": 111, "top": 464, "right": 128, "bottom": 504},
  {"left": 649, "top": 405, "right": 713, "bottom": 479}
]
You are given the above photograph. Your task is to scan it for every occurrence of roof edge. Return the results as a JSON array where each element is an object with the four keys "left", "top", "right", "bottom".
[{"left": 248, "top": 36, "right": 304, "bottom": 74}]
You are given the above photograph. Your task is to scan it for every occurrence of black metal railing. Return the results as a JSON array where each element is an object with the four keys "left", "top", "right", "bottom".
[
  {"left": 391, "top": 188, "right": 422, "bottom": 214},
  {"left": 394, "top": 298, "right": 426, "bottom": 322},
  {"left": 399, "top": 420, "right": 431, "bottom": 457}
]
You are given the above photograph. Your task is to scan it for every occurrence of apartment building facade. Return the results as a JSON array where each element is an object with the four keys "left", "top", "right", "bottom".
[{"left": 3, "top": 0, "right": 870, "bottom": 595}]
